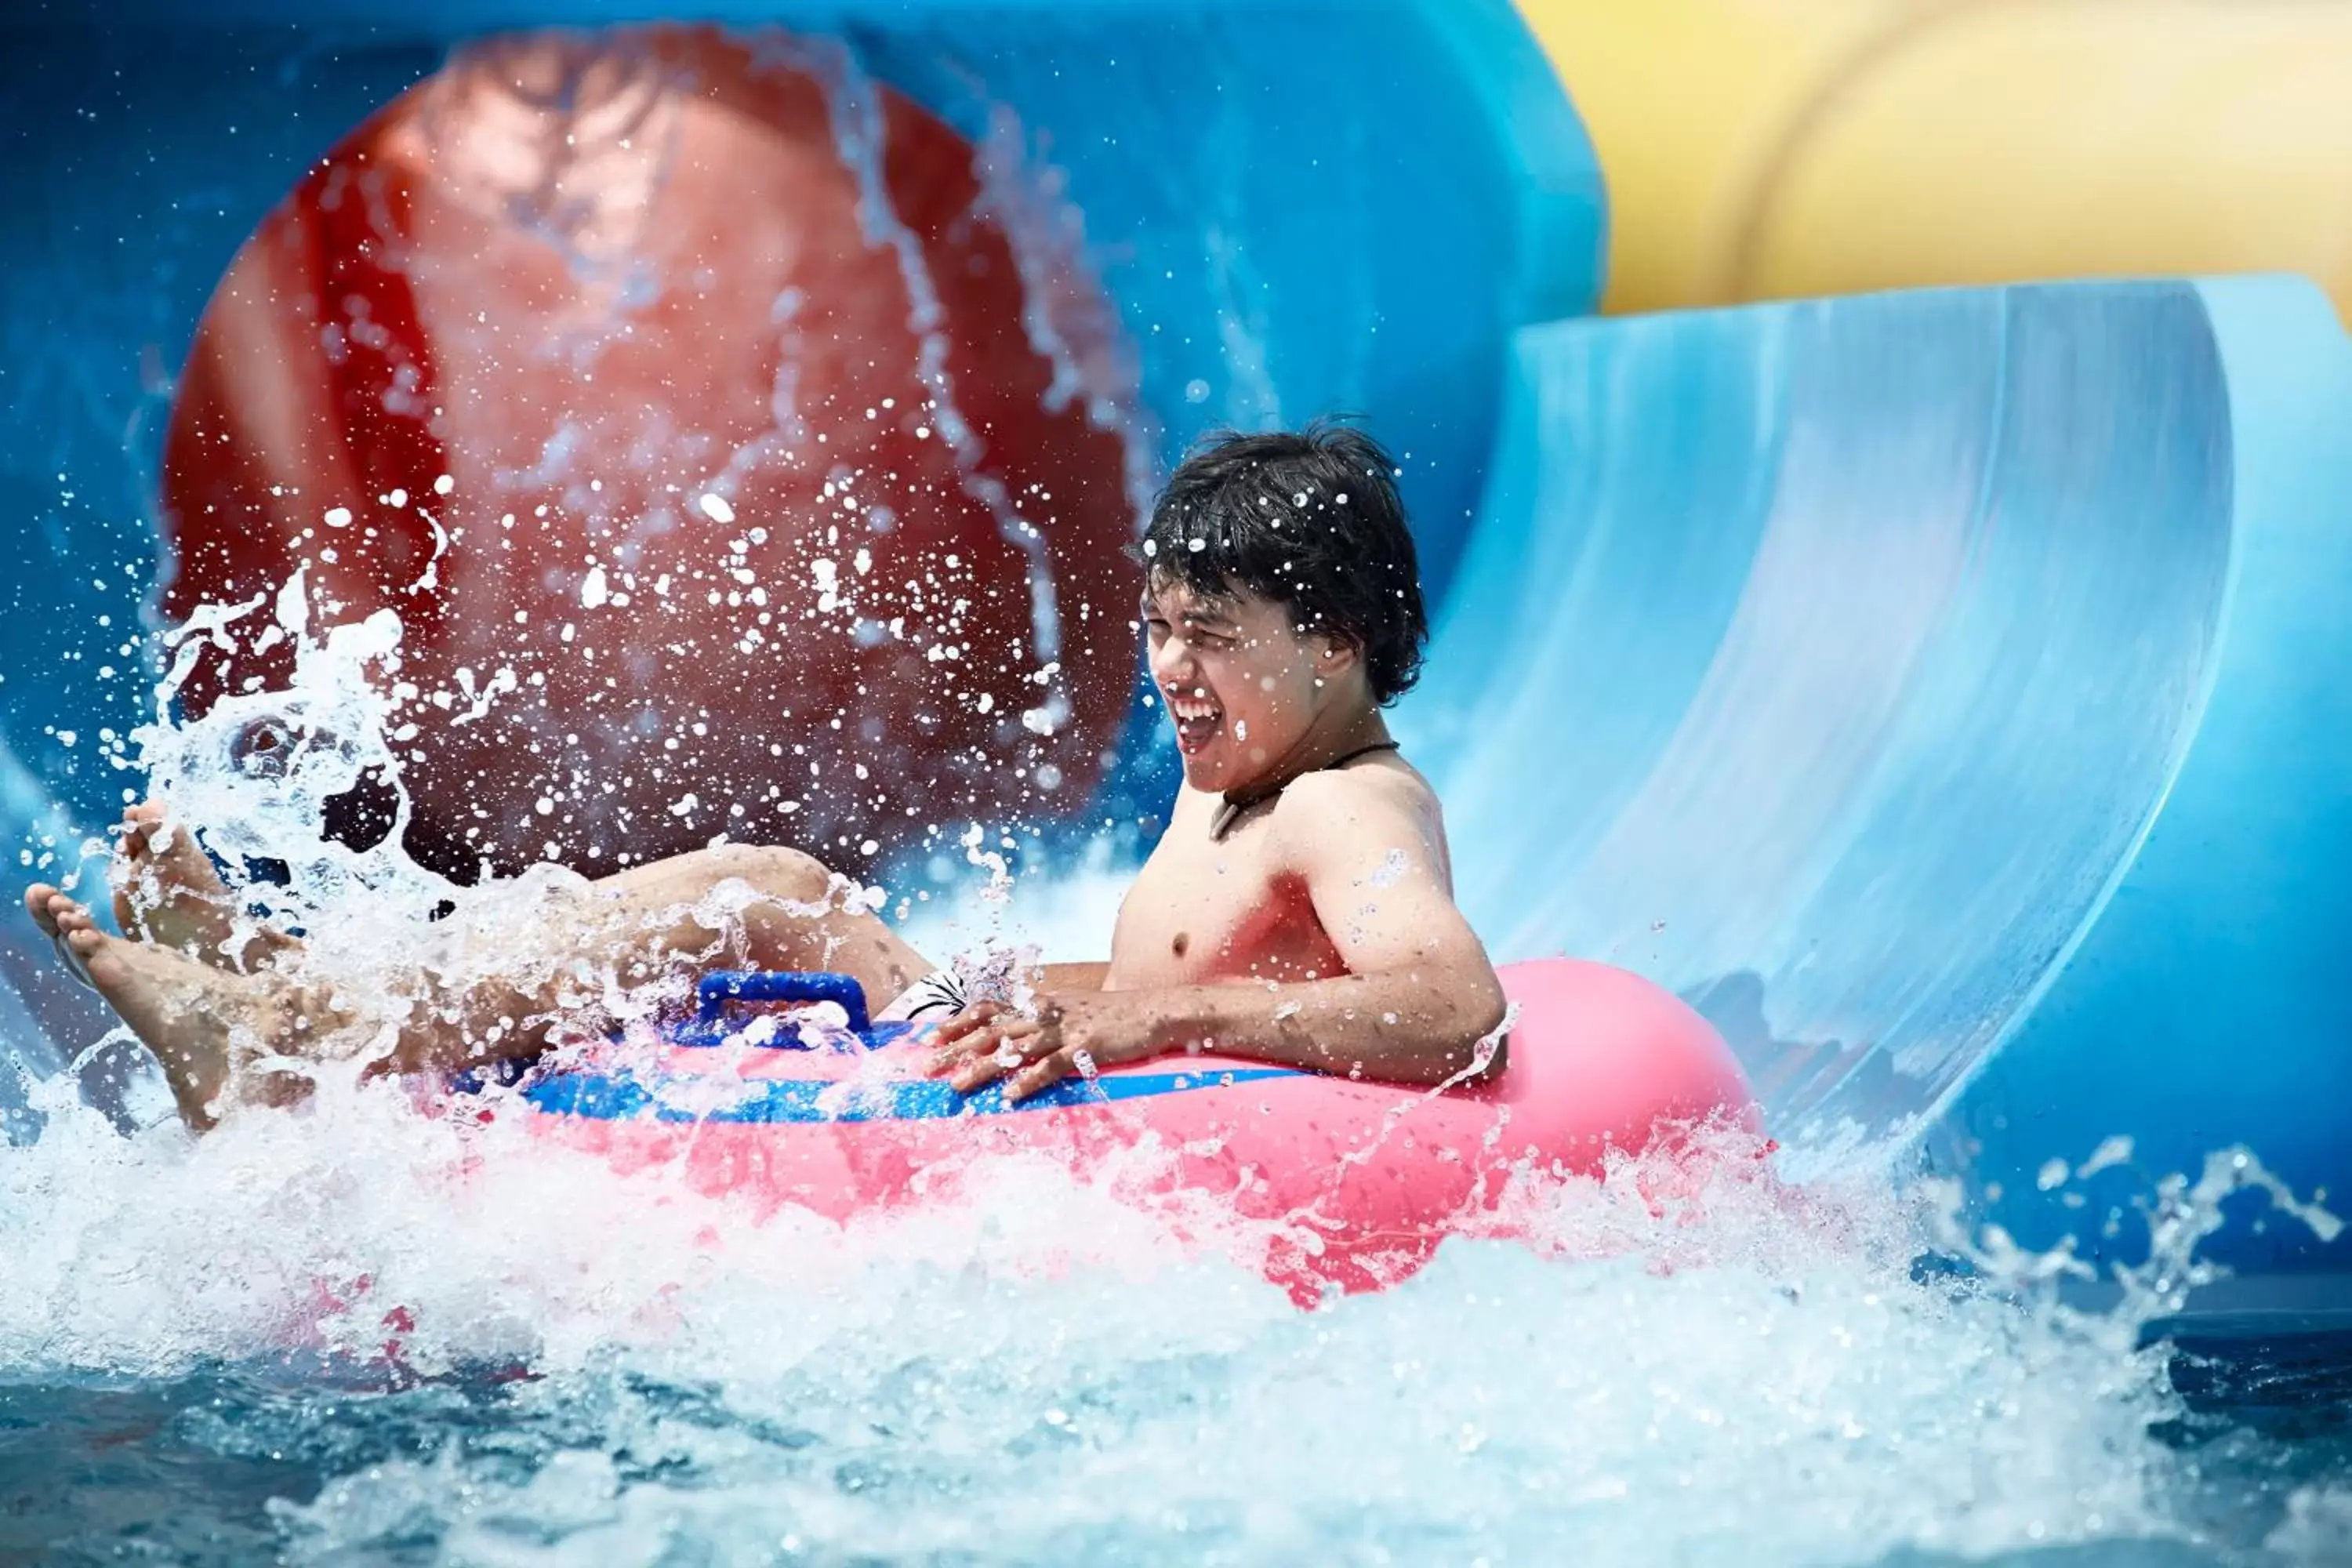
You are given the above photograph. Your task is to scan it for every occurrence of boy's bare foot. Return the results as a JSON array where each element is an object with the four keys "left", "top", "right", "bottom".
[
  {"left": 107, "top": 800, "right": 296, "bottom": 972},
  {"left": 111, "top": 800, "right": 234, "bottom": 951},
  {"left": 51, "top": 891, "right": 311, "bottom": 1130},
  {"left": 26, "top": 880, "right": 98, "bottom": 989},
  {"left": 24, "top": 881, "right": 69, "bottom": 942}
]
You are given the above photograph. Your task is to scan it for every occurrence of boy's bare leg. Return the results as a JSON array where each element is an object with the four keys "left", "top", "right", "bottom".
[
  {"left": 111, "top": 799, "right": 301, "bottom": 968},
  {"left": 574, "top": 842, "right": 931, "bottom": 996},
  {"left": 388, "top": 842, "right": 936, "bottom": 1073},
  {"left": 35, "top": 841, "right": 934, "bottom": 1127}
]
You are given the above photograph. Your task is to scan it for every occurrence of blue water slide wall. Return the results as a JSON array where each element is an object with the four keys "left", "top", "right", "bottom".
[
  {"left": 0, "top": 0, "right": 1599, "bottom": 837},
  {"left": 1949, "top": 278, "right": 2352, "bottom": 1291},
  {"left": 1403, "top": 276, "right": 2352, "bottom": 1287},
  {"left": 0, "top": 0, "right": 1600, "bottom": 1116}
]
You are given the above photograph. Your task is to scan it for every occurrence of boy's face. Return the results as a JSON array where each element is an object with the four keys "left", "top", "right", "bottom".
[{"left": 1142, "top": 578, "right": 1349, "bottom": 794}]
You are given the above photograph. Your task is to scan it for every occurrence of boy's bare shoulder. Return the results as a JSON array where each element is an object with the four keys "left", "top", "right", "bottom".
[
  {"left": 1269, "top": 755, "right": 1444, "bottom": 858},
  {"left": 1282, "top": 750, "right": 1435, "bottom": 803}
]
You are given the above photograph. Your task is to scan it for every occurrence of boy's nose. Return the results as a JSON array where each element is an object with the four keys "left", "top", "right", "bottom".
[{"left": 1149, "top": 637, "right": 1192, "bottom": 686}]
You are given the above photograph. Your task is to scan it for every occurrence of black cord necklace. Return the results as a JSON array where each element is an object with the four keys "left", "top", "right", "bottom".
[{"left": 1209, "top": 739, "right": 1401, "bottom": 841}]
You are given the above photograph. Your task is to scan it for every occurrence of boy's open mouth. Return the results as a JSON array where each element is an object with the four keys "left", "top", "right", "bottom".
[{"left": 1167, "top": 689, "right": 1223, "bottom": 754}]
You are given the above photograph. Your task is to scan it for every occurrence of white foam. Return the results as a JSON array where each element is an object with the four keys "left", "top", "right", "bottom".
[
  {"left": 0, "top": 1083, "right": 2249, "bottom": 1564},
  {"left": 5, "top": 574, "right": 2333, "bottom": 1563}
]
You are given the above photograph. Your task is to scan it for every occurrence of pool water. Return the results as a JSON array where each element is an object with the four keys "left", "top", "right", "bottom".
[
  {"left": 3, "top": 566, "right": 2347, "bottom": 1566},
  {"left": 3, "top": 1058, "right": 2348, "bottom": 1566}
]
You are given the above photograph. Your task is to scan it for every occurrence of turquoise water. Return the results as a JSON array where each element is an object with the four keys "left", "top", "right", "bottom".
[
  {"left": 3, "top": 1065, "right": 2347, "bottom": 1565},
  {"left": 3, "top": 1354, "right": 2343, "bottom": 1565}
]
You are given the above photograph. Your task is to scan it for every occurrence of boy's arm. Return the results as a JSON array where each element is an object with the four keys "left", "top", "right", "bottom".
[
  {"left": 1136, "top": 772, "right": 1506, "bottom": 1083},
  {"left": 934, "top": 775, "right": 1509, "bottom": 1100},
  {"left": 1036, "top": 961, "right": 1109, "bottom": 993}
]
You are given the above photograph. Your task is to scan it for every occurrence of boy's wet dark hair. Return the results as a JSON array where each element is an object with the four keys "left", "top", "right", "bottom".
[{"left": 1131, "top": 421, "right": 1428, "bottom": 704}]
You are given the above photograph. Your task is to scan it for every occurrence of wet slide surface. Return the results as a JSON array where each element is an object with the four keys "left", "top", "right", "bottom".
[
  {"left": 1406, "top": 274, "right": 2352, "bottom": 1279},
  {"left": 0, "top": 0, "right": 1597, "bottom": 1120}
]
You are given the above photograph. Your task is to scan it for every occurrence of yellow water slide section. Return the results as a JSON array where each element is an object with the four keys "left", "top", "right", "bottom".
[{"left": 1516, "top": 0, "right": 2352, "bottom": 321}]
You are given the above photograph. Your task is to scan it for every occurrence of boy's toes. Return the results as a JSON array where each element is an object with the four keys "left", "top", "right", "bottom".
[
  {"left": 115, "top": 816, "right": 157, "bottom": 862},
  {"left": 65, "top": 925, "right": 103, "bottom": 958},
  {"left": 24, "top": 884, "right": 60, "bottom": 935},
  {"left": 51, "top": 895, "right": 95, "bottom": 935}
]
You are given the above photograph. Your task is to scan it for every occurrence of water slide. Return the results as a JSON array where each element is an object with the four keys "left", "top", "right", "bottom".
[
  {"left": 0, "top": 0, "right": 1605, "bottom": 1136},
  {"left": 1512, "top": 0, "right": 2352, "bottom": 1292},
  {"left": 1405, "top": 277, "right": 2352, "bottom": 1290},
  {"left": 5, "top": 0, "right": 2351, "bottom": 1300}
]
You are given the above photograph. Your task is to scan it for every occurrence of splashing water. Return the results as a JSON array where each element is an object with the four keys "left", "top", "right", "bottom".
[
  {"left": 134, "top": 571, "right": 448, "bottom": 924},
  {"left": 4, "top": 1064, "right": 2343, "bottom": 1564},
  {"left": 1, "top": 592, "right": 2346, "bottom": 1563}
]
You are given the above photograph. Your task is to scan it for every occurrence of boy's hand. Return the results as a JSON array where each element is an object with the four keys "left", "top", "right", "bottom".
[{"left": 924, "top": 991, "right": 1157, "bottom": 1102}]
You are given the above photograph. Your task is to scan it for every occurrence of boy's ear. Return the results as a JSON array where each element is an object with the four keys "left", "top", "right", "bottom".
[{"left": 1317, "top": 634, "right": 1362, "bottom": 673}]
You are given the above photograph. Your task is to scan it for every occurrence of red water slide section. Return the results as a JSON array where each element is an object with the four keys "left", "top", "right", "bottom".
[{"left": 161, "top": 27, "right": 1138, "bottom": 882}]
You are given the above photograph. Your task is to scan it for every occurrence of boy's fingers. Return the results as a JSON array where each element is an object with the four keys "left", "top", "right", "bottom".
[
  {"left": 940, "top": 1021, "right": 1058, "bottom": 1092},
  {"left": 927, "top": 1025, "right": 993, "bottom": 1076},
  {"left": 1004, "top": 1049, "right": 1078, "bottom": 1104},
  {"left": 948, "top": 1046, "right": 1014, "bottom": 1094},
  {"left": 931, "top": 1020, "right": 1030, "bottom": 1077},
  {"left": 927, "top": 1005, "right": 997, "bottom": 1050}
]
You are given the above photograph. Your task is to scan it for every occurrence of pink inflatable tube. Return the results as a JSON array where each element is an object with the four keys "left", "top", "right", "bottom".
[{"left": 515, "top": 959, "right": 1757, "bottom": 1301}]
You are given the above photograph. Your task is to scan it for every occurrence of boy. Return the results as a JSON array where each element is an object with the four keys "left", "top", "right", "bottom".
[{"left": 27, "top": 424, "right": 1508, "bottom": 1129}]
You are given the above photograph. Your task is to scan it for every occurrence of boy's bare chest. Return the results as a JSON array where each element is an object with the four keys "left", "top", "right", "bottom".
[{"left": 1105, "top": 829, "right": 1337, "bottom": 989}]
